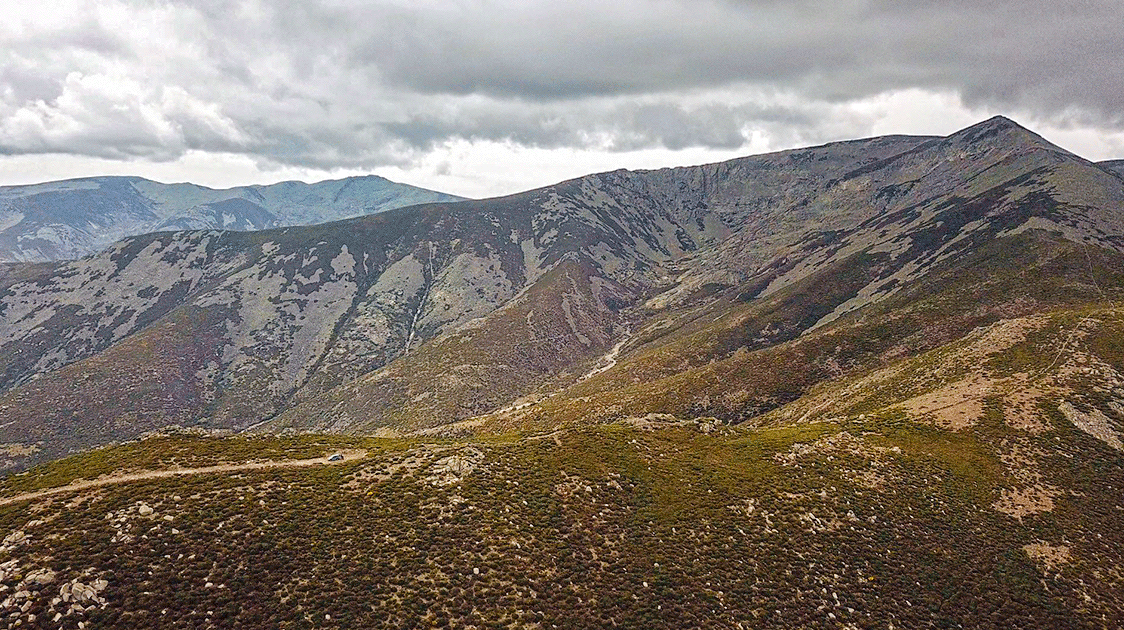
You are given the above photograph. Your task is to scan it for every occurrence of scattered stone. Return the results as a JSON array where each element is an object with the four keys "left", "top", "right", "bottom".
[
  {"left": 2, "top": 531, "right": 28, "bottom": 548},
  {"left": 24, "top": 568, "right": 56, "bottom": 586},
  {"left": 426, "top": 448, "right": 485, "bottom": 486},
  {"left": 59, "top": 577, "right": 108, "bottom": 609}
]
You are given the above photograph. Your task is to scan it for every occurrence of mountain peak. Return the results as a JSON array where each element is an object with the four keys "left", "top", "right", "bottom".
[
  {"left": 954, "top": 115, "right": 1025, "bottom": 138},
  {"left": 977, "top": 114, "right": 1021, "bottom": 129},
  {"left": 948, "top": 115, "right": 1060, "bottom": 152}
]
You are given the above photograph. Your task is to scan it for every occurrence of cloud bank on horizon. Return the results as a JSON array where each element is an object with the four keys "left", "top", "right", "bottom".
[{"left": 1, "top": 0, "right": 1122, "bottom": 197}]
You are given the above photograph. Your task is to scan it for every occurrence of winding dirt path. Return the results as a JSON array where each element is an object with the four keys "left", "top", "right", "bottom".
[{"left": 0, "top": 450, "right": 367, "bottom": 507}]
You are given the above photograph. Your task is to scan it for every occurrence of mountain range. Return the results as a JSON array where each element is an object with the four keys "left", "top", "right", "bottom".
[
  {"left": 0, "top": 175, "right": 464, "bottom": 263},
  {"left": 2, "top": 115, "right": 1123, "bottom": 468},
  {"left": 1, "top": 115, "right": 1124, "bottom": 627}
]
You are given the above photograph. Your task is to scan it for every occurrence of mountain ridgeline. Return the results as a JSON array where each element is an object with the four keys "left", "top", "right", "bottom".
[
  {"left": 0, "top": 175, "right": 464, "bottom": 263},
  {"left": 2, "top": 116, "right": 1124, "bottom": 628}
]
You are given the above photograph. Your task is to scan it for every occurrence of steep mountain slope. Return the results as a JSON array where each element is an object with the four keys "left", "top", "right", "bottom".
[
  {"left": 2, "top": 117, "right": 1124, "bottom": 473},
  {"left": 1100, "top": 158, "right": 1124, "bottom": 178},
  {"left": 0, "top": 175, "right": 463, "bottom": 262},
  {"left": 0, "top": 132, "right": 932, "bottom": 468},
  {"left": 275, "top": 117, "right": 1124, "bottom": 434}
]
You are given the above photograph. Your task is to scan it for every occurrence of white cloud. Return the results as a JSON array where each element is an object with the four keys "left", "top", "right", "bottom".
[{"left": 0, "top": 71, "right": 248, "bottom": 158}]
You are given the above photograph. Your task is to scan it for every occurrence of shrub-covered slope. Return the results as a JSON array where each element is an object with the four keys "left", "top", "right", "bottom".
[{"left": 0, "top": 418, "right": 1120, "bottom": 629}]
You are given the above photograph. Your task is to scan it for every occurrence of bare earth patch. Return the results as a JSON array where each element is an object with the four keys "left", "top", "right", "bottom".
[
  {"left": 993, "top": 441, "right": 1060, "bottom": 520},
  {"left": 994, "top": 484, "right": 1059, "bottom": 520},
  {"left": 900, "top": 375, "right": 993, "bottom": 429},
  {"left": 1023, "top": 541, "right": 1071, "bottom": 572}
]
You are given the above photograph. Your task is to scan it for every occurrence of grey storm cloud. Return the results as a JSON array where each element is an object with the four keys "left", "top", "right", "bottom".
[
  {"left": 0, "top": 0, "right": 1121, "bottom": 169},
  {"left": 382, "top": 100, "right": 823, "bottom": 152},
  {"left": 354, "top": 0, "right": 1124, "bottom": 111}
]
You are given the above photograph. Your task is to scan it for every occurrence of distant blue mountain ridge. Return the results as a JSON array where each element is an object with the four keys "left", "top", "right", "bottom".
[{"left": 0, "top": 175, "right": 465, "bottom": 262}]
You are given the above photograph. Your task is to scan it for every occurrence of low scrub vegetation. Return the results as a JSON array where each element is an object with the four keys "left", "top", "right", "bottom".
[{"left": 1, "top": 418, "right": 1120, "bottom": 629}]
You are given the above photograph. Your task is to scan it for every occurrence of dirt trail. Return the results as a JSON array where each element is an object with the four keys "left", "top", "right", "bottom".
[
  {"left": 0, "top": 450, "right": 367, "bottom": 507},
  {"left": 577, "top": 329, "right": 631, "bottom": 383}
]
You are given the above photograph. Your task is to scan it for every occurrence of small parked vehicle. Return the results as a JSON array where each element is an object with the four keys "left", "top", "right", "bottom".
[{"left": 327, "top": 453, "right": 344, "bottom": 462}]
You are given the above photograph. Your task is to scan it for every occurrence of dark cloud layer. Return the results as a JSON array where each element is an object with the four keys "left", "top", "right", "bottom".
[{"left": 1, "top": 0, "right": 1121, "bottom": 171}]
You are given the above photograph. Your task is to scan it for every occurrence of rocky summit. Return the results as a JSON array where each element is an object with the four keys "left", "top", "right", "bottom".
[{"left": 1, "top": 116, "right": 1123, "bottom": 629}]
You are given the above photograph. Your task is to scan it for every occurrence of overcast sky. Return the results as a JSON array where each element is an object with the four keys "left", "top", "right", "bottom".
[{"left": 1, "top": 0, "right": 1122, "bottom": 198}]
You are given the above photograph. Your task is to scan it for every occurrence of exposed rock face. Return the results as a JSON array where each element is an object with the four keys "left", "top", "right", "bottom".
[
  {"left": 2, "top": 116, "right": 1124, "bottom": 469},
  {"left": 1058, "top": 401, "right": 1124, "bottom": 450},
  {"left": 0, "top": 175, "right": 464, "bottom": 262}
]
